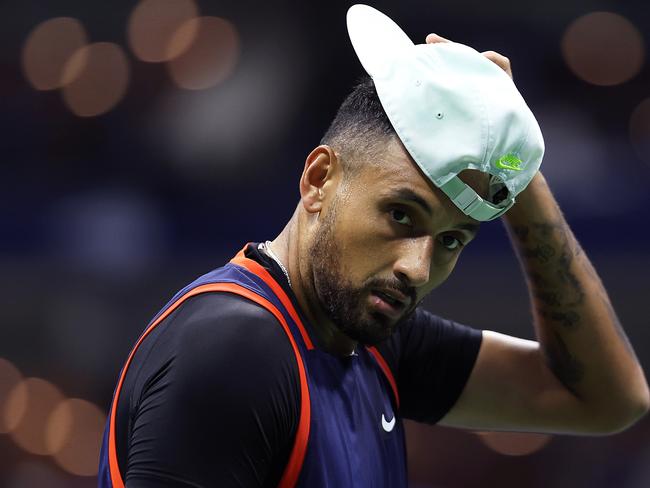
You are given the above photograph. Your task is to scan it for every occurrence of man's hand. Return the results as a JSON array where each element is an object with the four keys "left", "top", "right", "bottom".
[{"left": 425, "top": 33, "right": 513, "bottom": 79}]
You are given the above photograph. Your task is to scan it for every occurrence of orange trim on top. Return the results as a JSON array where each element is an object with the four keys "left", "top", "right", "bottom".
[
  {"left": 367, "top": 346, "right": 400, "bottom": 409},
  {"left": 230, "top": 245, "right": 314, "bottom": 350},
  {"left": 107, "top": 281, "right": 311, "bottom": 488}
]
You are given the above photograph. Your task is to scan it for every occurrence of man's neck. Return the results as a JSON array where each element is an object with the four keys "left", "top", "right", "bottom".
[{"left": 270, "top": 220, "right": 357, "bottom": 357}]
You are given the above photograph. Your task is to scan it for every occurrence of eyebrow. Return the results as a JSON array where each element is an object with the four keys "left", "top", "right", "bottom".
[
  {"left": 389, "top": 187, "right": 481, "bottom": 235},
  {"left": 390, "top": 188, "right": 433, "bottom": 217},
  {"left": 455, "top": 222, "right": 481, "bottom": 235}
]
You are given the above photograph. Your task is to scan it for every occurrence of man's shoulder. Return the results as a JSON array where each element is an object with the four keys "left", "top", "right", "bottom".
[
  {"left": 174, "top": 289, "right": 278, "bottom": 323},
  {"left": 116, "top": 287, "right": 300, "bottom": 486},
  {"left": 163, "top": 290, "right": 290, "bottom": 351},
  {"left": 134, "top": 289, "right": 302, "bottom": 403},
  {"left": 123, "top": 289, "right": 300, "bottom": 408}
]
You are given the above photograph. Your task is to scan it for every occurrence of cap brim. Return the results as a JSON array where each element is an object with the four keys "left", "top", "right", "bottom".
[{"left": 346, "top": 4, "right": 414, "bottom": 79}]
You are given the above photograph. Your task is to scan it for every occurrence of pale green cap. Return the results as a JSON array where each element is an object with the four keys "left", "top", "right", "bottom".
[{"left": 346, "top": 4, "right": 545, "bottom": 221}]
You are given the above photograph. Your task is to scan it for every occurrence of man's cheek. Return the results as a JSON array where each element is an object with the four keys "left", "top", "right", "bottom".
[{"left": 427, "top": 263, "right": 457, "bottom": 291}]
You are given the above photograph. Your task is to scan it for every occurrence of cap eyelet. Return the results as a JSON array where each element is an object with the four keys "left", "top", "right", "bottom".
[
  {"left": 415, "top": 80, "right": 421, "bottom": 87},
  {"left": 436, "top": 112, "right": 444, "bottom": 119}
]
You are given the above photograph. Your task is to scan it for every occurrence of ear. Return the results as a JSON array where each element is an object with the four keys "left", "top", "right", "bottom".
[{"left": 299, "top": 145, "right": 341, "bottom": 214}]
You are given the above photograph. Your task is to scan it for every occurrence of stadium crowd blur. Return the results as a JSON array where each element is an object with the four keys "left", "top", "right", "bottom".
[{"left": 0, "top": 0, "right": 649, "bottom": 486}]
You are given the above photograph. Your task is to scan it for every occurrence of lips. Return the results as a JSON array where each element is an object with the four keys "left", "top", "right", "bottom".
[
  {"left": 375, "top": 291, "right": 396, "bottom": 305},
  {"left": 370, "top": 289, "right": 409, "bottom": 319}
]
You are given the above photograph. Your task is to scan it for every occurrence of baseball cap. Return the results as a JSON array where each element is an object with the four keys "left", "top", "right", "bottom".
[{"left": 346, "top": 4, "right": 545, "bottom": 221}]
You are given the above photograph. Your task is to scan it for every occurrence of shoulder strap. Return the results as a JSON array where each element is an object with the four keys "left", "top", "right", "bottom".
[
  {"left": 230, "top": 245, "right": 315, "bottom": 350},
  {"left": 367, "top": 346, "right": 400, "bottom": 410}
]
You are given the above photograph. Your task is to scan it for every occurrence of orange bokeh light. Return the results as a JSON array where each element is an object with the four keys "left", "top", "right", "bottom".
[
  {"left": 61, "top": 42, "right": 130, "bottom": 117},
  {"left": 476, "top": 431, "right": 552, "bottom": 456},
  {"left": 561, "top": 12, "right": 644, "bottom": 86},
  {"left": 46, "top": 398, "right": 106, "bottom": 476},
  {"left": 128, "top": 0, "right": 199, "bottom": 62},
  {"left": 21, "top": 17, "right": 88, "bottom": 91},
  {"left": 167, "top": 16, "right": 239, "bottom": 90},
  {"left": 3, "top": 379, "right": 28, "bottom": 435},
  {"left": 0, "top": 358, "right": 23, "bottom": 433},
  {"left": 6, "top": 378, "right": 64, "bottom": 455}
]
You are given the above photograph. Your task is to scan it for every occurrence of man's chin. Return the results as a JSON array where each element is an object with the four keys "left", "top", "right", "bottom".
[{"left": 339, "top": 313, "right": 399, "bottom": 346}]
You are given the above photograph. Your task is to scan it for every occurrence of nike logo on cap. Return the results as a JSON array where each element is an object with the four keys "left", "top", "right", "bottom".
[
  {"left": 495, "top": 153, "right": 524, "bottom": 171},
  {"left": 381, "top": 413, "right": 395, "bottom": 432}
]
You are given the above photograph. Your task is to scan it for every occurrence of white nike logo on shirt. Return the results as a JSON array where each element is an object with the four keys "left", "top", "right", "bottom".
[{"left": 381, "top": 413, "right": 395, "bottom": 432}]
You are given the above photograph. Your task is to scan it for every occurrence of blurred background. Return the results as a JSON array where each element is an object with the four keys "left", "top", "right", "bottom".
[{"left": 0, "top": 0, "right": 649, "bottom": 486}]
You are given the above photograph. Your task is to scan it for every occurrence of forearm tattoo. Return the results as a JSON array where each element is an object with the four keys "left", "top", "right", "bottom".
[
  {"left": 511, "top": 220, "right": 587, "bottom": 395},
  {"left": 512, "top": 219, "right": 635, "bottom": 395}
]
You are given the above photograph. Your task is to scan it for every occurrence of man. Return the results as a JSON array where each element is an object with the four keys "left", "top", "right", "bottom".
[{"left": 99, "top": 5, "right": 649, "bottom": 488}]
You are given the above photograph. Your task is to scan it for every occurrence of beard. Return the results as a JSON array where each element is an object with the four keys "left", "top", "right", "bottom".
[{"left": 308, "top": 202, "right": 416, "bottom": 346}]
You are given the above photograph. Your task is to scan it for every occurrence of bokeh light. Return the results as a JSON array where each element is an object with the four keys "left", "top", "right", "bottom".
[
  {"left": 21, "top": 17, "right": 88, "bottom": 91},
  {"left": 561, "top": 12, "right": 644, "bottom": 86},
  {"left": 3, "top": 377, "right": 28, "bottom": 435},
  {"left": 0, "top": 358, "right": 23, "bottom": 433},
  {"left": 153, "top": 31, "right": 307, "bottom": 173},
  {"left": 167, "top": 16, "right": 240, "bottom": 90},
  {"left": 6, "top": 378, "right": 64, "bottom": 455},
  {"left": 128, "top": 0, "right": 199, "bottom": 62},
  {"left": 61, "top": 42, "right": 130, "bottom": 117},
  {"left": 630, "top": 98, "right": 650, "bottom": 167},
  {"left": 45, "top": 398, "right": 106, "bottom": 476},
  {"left": 476, "top": 431, "right": 552, "bottom": 456}
]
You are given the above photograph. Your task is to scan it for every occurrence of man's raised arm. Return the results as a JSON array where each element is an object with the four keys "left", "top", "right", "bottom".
[{"left": 439, "top": 172, "right": 649, "bottom": 434}]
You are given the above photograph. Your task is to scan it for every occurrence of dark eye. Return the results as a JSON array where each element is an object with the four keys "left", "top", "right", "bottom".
[
  {"left": 440, "top": 234, "right": 462, "bottom": 251},
  {"left": 390, "top": 209, "right": 413, "bottom": 226}
]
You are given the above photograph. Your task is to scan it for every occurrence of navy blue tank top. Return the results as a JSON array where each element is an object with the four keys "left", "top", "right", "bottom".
[{"left": 98, "top": 245, "right": 406, "bottom": 487}]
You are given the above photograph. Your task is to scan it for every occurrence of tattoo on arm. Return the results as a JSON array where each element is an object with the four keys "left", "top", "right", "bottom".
[
  {"left": 543, "top": 330, "right": 585, "bottom": 397},
  {"left": 513, "top": 221, "right": 584, "bottom": 321},
  {"left": 512, "top": 220, "right": 586, "bottom": 391},
  {"left": 512, "top": 218, "right": 637, "bottom": 392}
]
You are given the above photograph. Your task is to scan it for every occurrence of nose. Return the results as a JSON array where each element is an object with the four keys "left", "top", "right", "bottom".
[{"left": 393, "top": 237, "right": 433, "bottom": 288}]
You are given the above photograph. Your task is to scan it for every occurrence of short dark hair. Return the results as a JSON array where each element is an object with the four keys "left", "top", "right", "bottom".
[{"left": 320, "top": 76, "right": 396, "bottom": 176}]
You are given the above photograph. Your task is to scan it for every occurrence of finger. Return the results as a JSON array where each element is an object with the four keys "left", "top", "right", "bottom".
[
  {"left": 425, "top": 33, "right": 450, "bottom": 44},
  {"left": 481, "top": 50, "right": 513, "bottom": 79}
]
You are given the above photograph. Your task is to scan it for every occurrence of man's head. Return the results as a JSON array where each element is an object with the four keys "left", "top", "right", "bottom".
[
  {"left": 287, "top": 5, "right": 542, "bottom": 350},
  {"left": 296, "top": 77, "right": 486, "bottom": 346}
]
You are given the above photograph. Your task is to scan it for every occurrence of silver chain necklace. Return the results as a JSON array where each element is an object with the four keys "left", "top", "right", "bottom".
[{"left": 263, "top": 241, "right": 292, "bottom": 288}]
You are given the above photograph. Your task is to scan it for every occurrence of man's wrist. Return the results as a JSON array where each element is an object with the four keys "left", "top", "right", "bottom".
[{"left": 503, "top": 171, "right": 560, "bottom": 225}]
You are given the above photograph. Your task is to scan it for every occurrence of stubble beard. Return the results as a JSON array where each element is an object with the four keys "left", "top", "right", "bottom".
[{"left": 308, "top": 203, "right": 414, "bottom": 346}]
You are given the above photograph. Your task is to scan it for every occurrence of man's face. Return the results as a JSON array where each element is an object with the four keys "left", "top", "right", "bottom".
[{"left": 308, "top": 137, "right": 485, "bottom": 345}]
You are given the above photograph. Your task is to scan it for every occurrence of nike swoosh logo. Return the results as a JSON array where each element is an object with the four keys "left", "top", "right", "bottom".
[
  {"left": 495, "top": 154, "right": 524, "bottom": 171},
  {"left": 381, "top": 413, "right": 395, "bottom": 432}
]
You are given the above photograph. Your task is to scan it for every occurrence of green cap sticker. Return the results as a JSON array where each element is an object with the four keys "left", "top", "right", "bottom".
[{"left": 495, "top": 154, "right": 524, "bottom": 171}]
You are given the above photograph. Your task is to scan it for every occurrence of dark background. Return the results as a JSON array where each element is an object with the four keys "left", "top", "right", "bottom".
[{"left": 0, "top": 0, "right": 649, "bottom": 486}]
